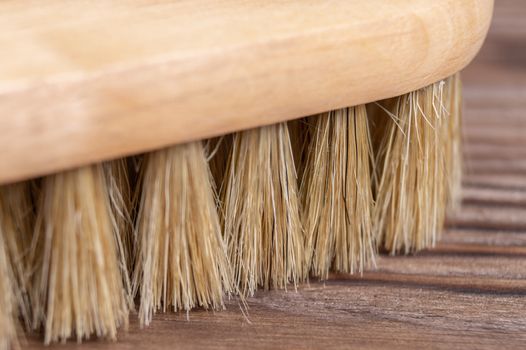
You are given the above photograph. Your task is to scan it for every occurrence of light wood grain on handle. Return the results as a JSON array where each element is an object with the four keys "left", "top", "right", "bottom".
[{"left": 0, "top": 0, "right": 493, "bottom": 184}]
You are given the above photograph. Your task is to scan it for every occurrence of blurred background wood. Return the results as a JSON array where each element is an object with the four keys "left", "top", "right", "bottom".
[{"left": 25, "top": 0, "right": 526, "bottom": 348}]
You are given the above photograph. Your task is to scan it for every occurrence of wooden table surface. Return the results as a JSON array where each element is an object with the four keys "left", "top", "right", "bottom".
[{"left": 26, "top": 0, "right": 526, "bottom": 349}]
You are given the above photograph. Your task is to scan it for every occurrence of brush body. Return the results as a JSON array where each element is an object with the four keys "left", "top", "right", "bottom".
[
  {"left": 0, "top": 0, "right": 491, "bottom": 344},
  {"left": 0, "top": 0, "right": 493, "bottom": 185}
]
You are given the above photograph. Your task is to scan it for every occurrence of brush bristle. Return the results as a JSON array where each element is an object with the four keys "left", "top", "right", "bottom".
[
  {"left": 104, "top": 160, "right": 134, "bottom": 282},
  {"left": 222, "top": 123, "right": 305, "bottom": 295},
  {"left": 372, "top": 80, "right": 452, "bottom": 253},
  {"left": 445, "top": 74, "right": 463, "bottom": 209},
  {"left": 133, "top": 142, "right": 233, "bottom": 326},
  {"left": 30, "top": 165, "right": 130, "bottom": 344},
  {"left": 0, "top": 183, "right": 34, "bottom": 350},
  {"left": 0, "top": 184, "right": 33, "bottom": 330},
  {"left": 207, "top": 136, "right": 232, "bottom": 192},
  {"left": 0, "top": 235, "right": 17, "bottom": 350},
  {"left": 0, "top": 202, "right": 18, "bottom": 350},
  {"left": 301, "top": 106, "right": 375, "bottom": 279}
]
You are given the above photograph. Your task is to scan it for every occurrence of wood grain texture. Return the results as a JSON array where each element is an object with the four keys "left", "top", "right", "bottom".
[
  {"left": 0, "top": 0, "right": 494, "bottom": 184},
  {"left": 21, "top": 0, "right": 526, "bottom": 349}
]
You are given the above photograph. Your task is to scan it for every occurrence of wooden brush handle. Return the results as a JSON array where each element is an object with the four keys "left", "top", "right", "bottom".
[{"left": 0, "top": 0, "right": 493, "bottom": 184}]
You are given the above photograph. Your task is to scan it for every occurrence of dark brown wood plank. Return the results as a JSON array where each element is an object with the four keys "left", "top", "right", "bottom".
[
  {"left": 23, "top": 275, "right": 526, "bottom": 350},
  {"left": 462, "top": 186, "right": 526, "bottom": 207},
  {"left": 448, "top": 205, "right": 526, "bottom": 231},
  {"left": 442, "top": 228, "right": 526, "bottom": 247},
  {"left": 464, "top": 174, "right": 526, "bottom": 191}
]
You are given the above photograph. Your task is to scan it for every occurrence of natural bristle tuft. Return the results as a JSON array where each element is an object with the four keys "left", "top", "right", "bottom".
[
  {"left": 445, "top": 74, "right": 463, "bottom": 210},
  {"left": 0, "top": 183, "right": 34, "bottom": 350},
  {"left": 372, "top": 78, "right": 456, "bottom": 253},
  {"left": 222, "top": 123, "right": 305, "bottom": 295},
  {"left": 133, "top": 142, "right": 233, "bottom": 326},
  {"left": 30, "top": 165, "right": 130, "bottom": 344},
  {"left": 0, "top": 183, "right": 33, "bottom": 329},
  {"left": 0, "top": 234, "right": 17, "bottom": 350},
  {"left": 301, "top": 106, "right": 375, "bottom": 279},
  {"left": 104, "top": 160, "right": 134, "bottom": 284}
]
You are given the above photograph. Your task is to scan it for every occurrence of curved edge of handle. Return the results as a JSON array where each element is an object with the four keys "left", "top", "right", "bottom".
[{"left": 0, "top": 0, "right": 494, "bottom": 184}]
